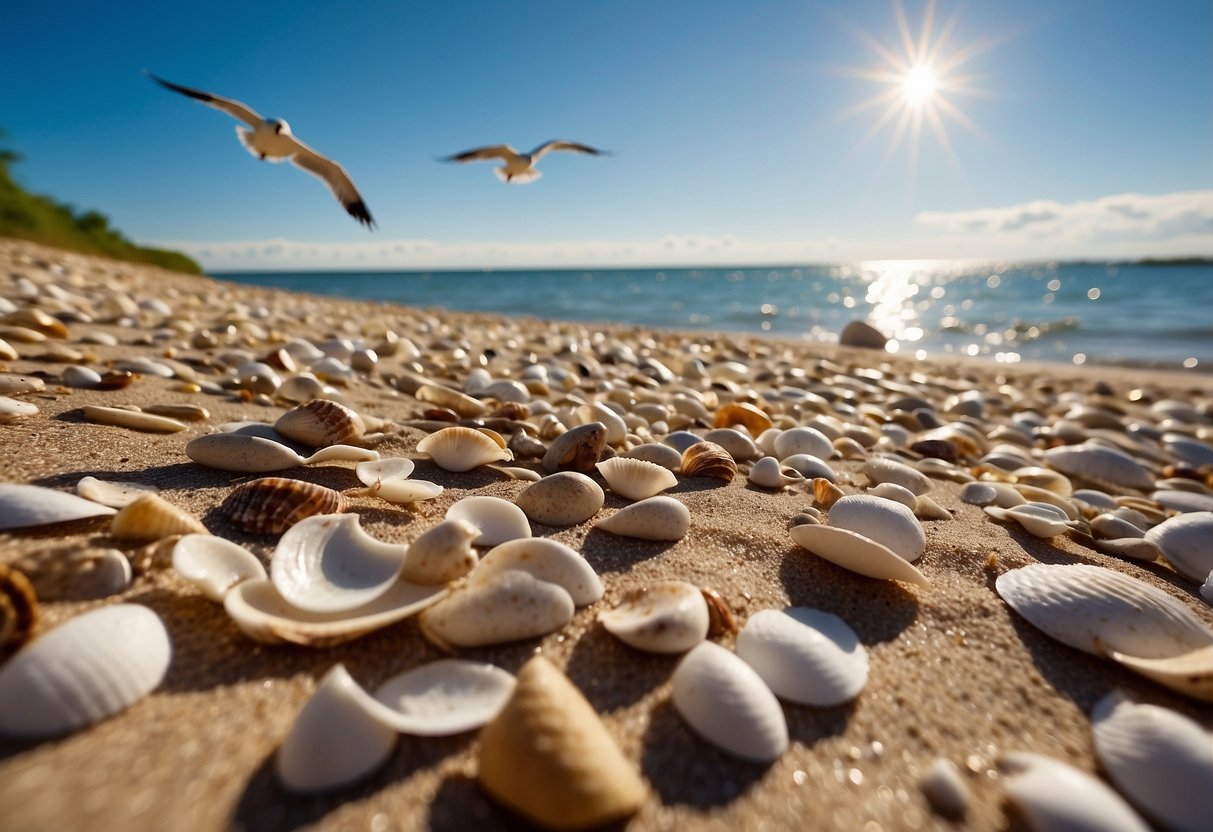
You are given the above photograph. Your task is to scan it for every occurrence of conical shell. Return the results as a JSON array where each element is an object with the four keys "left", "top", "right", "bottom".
[
  {"left": 592, "top": 495, "right": 691, "bottom": 541},
  {"left": 0, "top": 564, "right": 39, "bottom": 653},
  {"left": 172, "top": 534, "right": 267, "bottom": 602},
  {"left": 515, "top": 472, "right": 605, "bottom": 526},
  {"left": 1144, "top": 511, "right": 1213, "bottom": 582},
  {"left": 110, "top": 494, "right": 206, "bottom": 542},
  {"left": 274, "top": 399, "right": 365, "bottom": 447},
  {"left": 445, "top": 496, "right": 532, "bottom": 546},
  {"left": 76, "top": 476, "right": 160, "bottom": 508},
  {"left": 416, "top": 426, "right": 512, "bottom": 472},
  {"left": 1043, "top": 443, "right": 1155, "bottom": 491},
  {"left": 596, "top": 457, "right": 677, "bottom": 501},
  {"left": 0, "top": 483, "right": 116, "bottom": 530},
  {"left": 0, "top": 604, "right": 170, "bottom": 738},
  {"left": 789, "top": 524, "right": 930, "bottom": 587},
  {"left": 472, "top": 538, "right": 603, "bottom": 606},
  {"left": 401, "top": 518, "right": 479, "bottom": 585},
  {"left": 599, "top": 581, "right": 709, "bottom": 653},
  {"left": 373, "top": 659, "right": 515, "bottom": 736},
  {"left": 477, "top": 656, "right": 648, "bottom": 830},
  {"left": 828, "top": 494, "right": 926, "bottom": 562},
  {"left": 419, "top": 570, "right": 574, "bottom": 649},
  {"left": 680, "top": 441, "right": 737, "bottom": 482},
  {"left": 671, "top": 641, "right": 788, "bottom": 763},
  {"left": 999, "top": 752, "right": 1150, "bottom": 832},
  {"left": 221, "top": 477, "right": 346, "bottom": 534},
  {"left": 736, "top": 607, "right": 868, "bottom": 706}
]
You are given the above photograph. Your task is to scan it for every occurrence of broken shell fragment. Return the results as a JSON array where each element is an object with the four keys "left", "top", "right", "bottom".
[
  {"left": 356, "top": 457, "right": 442, "bottom": 503},
  {"left": 812, "top": 477, "right": 844, "bottom": 509},
  {"left": 0, "top": 483, "right": 117, "bottom": 530},
  {"left": 445, "top": 496, "right": 532, "bottom": 546},
  {"left": 736, "top": 607, "right": 868, "bottom": 707},
  {"left": 172, "top": 534, "right": 267, "bottom": 602},
  {"left": 789, "top": 524, "right": 930, "bottom": 587},
  {"left": 416, "top": 426, "right": 512, "bottom": 472},
  {"left": 1108, "top": 647, "right": 1213, "bottom": 703},
  {"left": 401, "top": 518, "right": 479, "bottom": 585},
  {"left": 515, "top": 472, "right": 605, "bottom": 526},
  {"left": 373, "top": 659, "right": 515, "bottom": 736},
  {"left": 274, "top": 399, "right": 365, "bottom": 447},
  {"left": 599, "top": 581, "right": 709, "bottom": 653},
  {"left": 110, "top": 494, "right": 207, "bottom": 542},
  {"left": 592, "top": 495, "right": 691, "bottom": 541},
  {"left": 419, "top": 570, "right": 574, "bottom": 649},
  {"left": 595, "top": 457, "right": 677, "bottom": 501},
  {"left": 76, "top": 476, "right": 160, "bottom": 509},
  {"left": 271, "top": 514, "right": 407, "bottom": 613},
  {"left": 221, "top": 477, "right": 346, "bottom": 534},
  {"left": 680, "top": 441, "right": 737, "bottom": 482},
  {"left": 471, "top": 538, "right": 603, "bottom": 605}
]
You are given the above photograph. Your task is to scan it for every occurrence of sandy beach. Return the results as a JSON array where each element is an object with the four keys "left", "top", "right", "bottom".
[{"left": 1, "top": 239, "right": 1211, "bottom": 832}]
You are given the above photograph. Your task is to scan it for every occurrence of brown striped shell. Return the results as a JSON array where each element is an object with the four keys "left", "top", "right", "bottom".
[
  {"left": 0, "top": 564, "right": 40, "bottom": 654},
  {"left": 680, "top": 441, "right": 737, "bottom": 483},
  {"left": 274, "top": 399, "right": 365, "bottom": 447},
  {"left": 221, "top": 477, "right": 346, "bottom": 534}
]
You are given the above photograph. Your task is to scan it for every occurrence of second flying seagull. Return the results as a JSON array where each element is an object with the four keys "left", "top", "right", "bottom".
[
  {"left": 442, "top": 140, "right": 607, "bottom": 184},
  {"left": 146, "top": 72, "right": 375, "bottom": 229}
]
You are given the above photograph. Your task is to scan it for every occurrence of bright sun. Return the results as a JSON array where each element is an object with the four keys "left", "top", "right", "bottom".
[{"left": 902, "top": 65, "right": 937, "bottom": 107}]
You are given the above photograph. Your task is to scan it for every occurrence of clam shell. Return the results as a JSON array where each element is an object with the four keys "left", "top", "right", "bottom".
[
  {"left": 515, "top": 472, "right": 605, "bottom": 526},
  {"left": 224, "top": 578, "right": 446, "bottom": 647},
  {"left": 0, "top": 565, "right": 39, "bottom": 653},
  {"left": 782, "top": 453, "right": 838, "bottom": 481},
  {"left": 748, "top": 456, "right": 805, "bottom": 489},
  {"left": 372, "top": 659, "right": 515, "bottom": 736},
  {"left": 789, "top": 524, "right": 930, "bottom": 586},
  {"left": 599, "top": 581, "right": 709, "bottom": 653},
  {"left": 868, "top": 481, "right": 917, "bottom": 509},
  {"left": 172, "top": 534, "right": 267, "bottom": 602},
  {"left": 671, "top": 641, "right": 788, "bottom": 763},
  {"left": 828, "top": 494, "right": 926, "bottom": 562},
  {"left": 76, "top": 476, "right": 160, "bottom": 508},
  {"left": 542, "top": 421, "right": 608, "bottom": 474},
  {"left": 0, "top": 483, "right": 116, "bottom": 530},
  {"left": 419, "top": 570, "right": 574, "bottom": 649},
  {"left": 596, "top": 457, "right": 677, "bottom": 501},
  {"left": 680, "top": 440, "right": 737, "bottom": 482},
  {"left": 416, "top": 426, "right": 512, "bottom": 472},
  {"left": 736, "top": 607, "right": 868, "bottom": 706},
  {"left": 478, "top": 656, "right": 648, "bottom": 830},
  {"left": 862, "top": 457, "right": 933, "bottom": 495},
  {"left": 0, "top": 395, "right": 37, "bottom": 421},
  {"left": 186, "top": 433, "right": 377, "bottom": 472},
  {"left": 1091, "top": 513, "right": 1147, "bottom": 540},
  {"left": 703, "top": 427, "right": 758, "bottom": 462},
  {"left": 472, "top": 538, "right": 603, "bottom": 605},
  {"left": 271, "top": 514, "right": 407, "bottom": 613},
  {"left": 110, "top": 493, "right": 206, "bottom": 541},
  {"left": 577, "top": 402, "right": 627, "bottom": 445},
  {"left": 620, "top": 442, "right": 683, "bottom": 471},
  {"left": 401, "top": 518, "right": 479, "bottom": 585},
  {"left": 999, "top": 752, "right": 1150, "bottom": 832},
  {"left": 1144, "top": 512, "right": 1213, "bottom": 582},
  {"left": 275, "top": 664, "right": 397, "bottom": 794},
  {"left": 1091, "top": 691, "right": 1213, "bottom": 831},
  {"left": 445, "top": 496, "right": 532, "bottom": 546},
  {"left": 773, "top": 426, "right": 833, "bottom": 461},
  {"left": 1044, "top": 443, "right": 1155, "bottom": 491},
  {"left": 274, "top": 399, "right": 365, "bottom": 447},
  {"left": 592, "top": 495, "right": 691, "bottom": 541},
  {"left": 0, "top": 604, "right": 170, "bottom": 738},
  {"left": 81, "top": 405, "right": 187, "bottom": 433},
  {"left": 221, "top": 477, "right": 346, "bottom": 534}
]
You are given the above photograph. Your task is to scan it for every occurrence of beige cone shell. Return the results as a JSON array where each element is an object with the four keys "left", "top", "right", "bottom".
[{"left": 110, "top": 494, "right": 206, "bottom": 542}]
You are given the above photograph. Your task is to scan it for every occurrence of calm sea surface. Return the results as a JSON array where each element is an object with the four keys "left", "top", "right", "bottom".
[{"left": 215, "top": 261, "right": 1213, "bottom": 371}]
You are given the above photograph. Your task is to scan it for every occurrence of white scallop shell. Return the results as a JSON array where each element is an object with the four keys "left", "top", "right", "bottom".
[
  {"left": 515, "top": 472, "right": 605, "bottom": 526},
  {"left": 401, "top": 518, "right": 479, "bottom": 585},
  {"left": 1144, "top": 512, "right": 1213, "bottom": 582},
  {"left": 773, "top": 427, "right": 832, "bottom": 461},
  {"left": 592, "top": 495, "right": 691, "bottom": 541},
  {"left": 0, "top": 604, "right": 171, "bottom": 738},
  {"left": 828, "top": 495, "right": 926, "bottom": 562},
  {"left": 999, "top": 752, "right": 1150, "bottom": 832},
  {"left": 598, "top": 581, "right": 709, "bottom": 653},
  {"left": 76, "top": 476, "right": 160, "bottom": 508},
  {"left": 416, "top": 426, "right": 512, "bottom": 472},
  {"left": 172, "top": 534, "right": 267, "bottom": 602},
  {"left": 419, "top": 570, "right": 574, "bottom": 648},
  {"left": 622, "top": 442, "right": 683, "bottom": 471},
  {"left": 790, "top": 524, "right": 930, "bottom": 586},
  {"left": 863, "top": 457, "right": 933, "bottom": 495},
  {"left": 471, "top": 538, "right": 603, "bottom": 605},
  {"left": 1091, "top": 691, "right": 1213, "bottom": 832},
  {"left": 372, "top": 659, "right": 516, "bottom": 736},
  {"left": 445, "top": 496, "right": 532, "bottom": 546},
  {"left": 670, "top": 641, "right": 788, "bottom": 763},
  {"left": 595, "top": 457, "right": 677, "bottom": 502},
  {"left": 736, "top": 607, "right": 868, "bottom": 706},
  {"left": 275, "top": 664, "right": 397, "bottom": 794},
  {"left": 1044, "top": 443, "right": 1155, "bottom": 491},
  {"left": 271, "top": 514, "right": 408, "bottom": 613},
  {"left": 0, "top": 483, "right": 116, "bottom": 530},
  {"left": 186, "top": 433, "right": 377, "bottom": 472},
  {"left": 748, "top": 456, "right": 805, "bottom": 489},
  {"left": 224, "top": 579, "right": 447, "bottom": 647}
]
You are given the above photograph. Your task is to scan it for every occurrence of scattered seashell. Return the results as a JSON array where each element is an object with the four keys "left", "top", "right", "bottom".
[
  {"left": 110, "top": 493, "right": 206, "bottom": 542},
  {"left": 748, "top": 456, "right": 805, "bottom": 489},
  {"left": 419, "top": 570, "right": 574, "bottom": 649},
  {"left": 680, "top": 440, "right": 737, "bottom": 482},
  {"left": 1095, "top": 538, "right": 1163, "bottom": 561},
  {"left": 1143, "top": 511, "right": 1213, "bottom": 582},
  {"left": 355, "top": 457, "right": 442, "bottom": 503},
  {"left": 1014, "top": 466, "right": 1074, "bottom": 496},
  {"left": 868, "top": 481, "right": 917, "bottom": 509},
  {"left": 959, "top": 482, "right": 998, "bottom": 506},
  {"left": 773, "top": 426, "right": 833, "bottom": 461},
  {"left": 515, "top": 471, "right": 605, "bottom": 526},
  {"left": 542, "top": 421, "right": 608, "bottom": 474},
  {"left": 275, "top": 664, "right": 397, "bottom": 794},
  {"left": 144, "top": 403, "right": 210, "bottom": 422},
  {"left": 999, "top": 752, "right": 1150, "bottom": 832},
  {"left": 15, "top": 546, "right": 132, "bottom": 601},
  {"left": 703, "top": 427, "right": 758, "bottom": 462},
  {"left": 984, "top": 504, "right": 1071, "bottom": 538},
  {"left": 1044, "top": 443, "right": 1155, "bottom": 491},
  {"left": 919, "top": 758, "right": 970, "bottom": 821},
  {"left": 596, "top": 456, "right": 678, "bottom": 501},
  {"left": 701, "top": 586, "right": 736, "bottom": 637},
  {"left": 863, "top": 457, "right": 933, "bottom": 495},
  {"left": 275, "top": 398, "right": 365, "bottom": 447},
  {"left": 478, "top": 656, "right": 648, "bottom": 830},
  {"left": 373, "top": 659, "right": 515, "bottom": 736},
  {"left": 0, "top": 337, "right": 15, "bottom": 361},
  {"left": 74, "top": 477, "right": 161, "bottom": 511},
  {"left": 0, "top": 604, "right": 171, "bottom": 739},
  {"left": 577, "top": 402, "right": 627, "bottom": 445},
  {"left": 779, "top": 453, "right": 838, "bottom": 482},
  {"left": 271, "top": 514, "right": 407, "bottom": 613},
  {"left": 1091, "top": 513, "right": 1146, "bottom": 540},
  {"left": 416, "top": 426, "right": 512, "bottom": 472},
  {"left": 828, "top": 494, "right": 926, "bottom": 562},
  {"left": 445, "top": 496, "right": 532, "bottom": 546},
  {"left": 914, "top": 495, "right": 953, "bottom": 521},
  {"left": 0, "top": 565, "right": 39, "bottom": 653},
  {"left": 0, "top": 374, "right": 45, "bottom": 395},
  {"left": 222, "top": 477, "right": 346, "bottom": 534},
  {"left": 172, "top": 534, "right": 267, "bottom": 602},
  {"left": 736, "top": 607, "right": 868, "bottom": 706},
  {"left": 415, "top": 382, "right": 487, "bottom": 417},
  {"left": 1108, "top": 647, "right": 1213, "bottom": 703},
  {"left": 592, "top": 495, "right": 691, "bottom": 541},
  {"left": 401, "top": 518, "right": 479, "bottom": 585},
  {"left": 789, "top": 524, "right": 930, "bottom": 586},
  {"left": 472, "top": 538, "right": 603, "bottom": 605},
  {"left": 713, "top": 401, "right": 773, "bottom": 435},
  {"left": 621, "top": 442, "right": 682, "bottom": 471},
  {"left": 599, "top": 581, "right": 709, "bottom": 653},
  {"left": 671, "top": 641, "right": 788, "bottom": 763},
  {"left": 0, "top": 395, "right": 38, "bottom": 422},
  {"left": 81, "top": 404, "right": 188, "bottom": 433},
  {"left": 186, "top": 433, "right": 378, "bottom": 472}
]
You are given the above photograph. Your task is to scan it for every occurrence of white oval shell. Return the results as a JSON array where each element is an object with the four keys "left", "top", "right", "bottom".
[
  {"left": 671, "top": 641, "right": 788, "bottom": 763},
  {"left": 999, "top": 752, "right": 1150, "bottom": 832},
  {"left": 773, "top": 427, "right": 833, "bottom": 461},
  {"left": 416, "top": 427, "right": 512, "bottom": 472},
  {"left": 172, "top": 534, "right": 267, "bottom": 602},
  {"left": 595, "top": 457, "right": 677, "bottom": 501},
  {"left": 445, "top": 496, "right": 532, "bottom": 546},
  {"left": 186, "top": 433, "right": 307, "bottom": 472},
  {"left": 868, "top": 482, "right": 916, "bottom": 509},
  {"left": 472, "top": 538, "right": 603, "bottom": 605},
  {"left": 736, "top": 607, "right": 868, "bottom": 706},
  {"left": 789, "top": 524, "right": 930, "bottom": 586},
  {"left": 271, "top": 514, "right": 408, "bottom": 613},
  {"left": 1091, "top": 691, "right": 1213, "bottom": 832},
  {"left": 76, "top": 476, "right": 160, "bottom": 508},
  {"left": 401, "top": 518, "right": 479, "bottom": 585},
  {"left": 275, "top": 664, "right": 397, "bottom": 793},
  {"left": 593, "top": 496, "right": 691, "bottom": 541},
  {"left": 622, "top": 442, "right": 683, "bottom": 471},
  {"left": 0, "top": 483, "right": 116, "bottom": 530},
  {"left": 863, "top": 457, "right": 933, "bottom": 495},
  {"left": 1044, "top": 443, "right": 1155, "bottom": 491},
  {"left": 515, "top": 472, "right": 605, "bottom": 526},
  {"left": 599, "top": 581, "right": 709, "bottom": 653},
  {"left": 1144, "top": 512, "right": 1213, "bottom": 582},
  {"left": 419, "top": 570, "right": 574, "bottom": 648},
  {"left": 1108, "top": 647, "right": 1213, "bottom": 702},
  {"left": 780, "top": 453, "right": 838, "bottom": 482},
  {"left": 0, "top": 604, "right": 171, "bottom": 738},
  {"left": 828, "top": 495, "right": 926, "bottom": 562},
  {"left": 372, "top": 659, "right": 516, "bottom": 736}
]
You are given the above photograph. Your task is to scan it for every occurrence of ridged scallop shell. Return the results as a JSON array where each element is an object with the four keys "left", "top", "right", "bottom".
[
  {"left": 748, "top": 456, "right": 805, "bottom": 489},
  {"left": 515, "top": 472, "right": 605, "bottom": 526},
  {"left": 789, "top": 524, "right": 930, "bottom": 586},
  {"left": 274, "top": 399, "right": 365, "bottom": 447},
  {"left": 713, "top": 401, "right": 774, "bottom": 435},
  {"left": 592, "top": 495, "right": 691, "bottom": 541},
  {"left": 1091, "top": 691, "right": 1213, "bottom": 831},
  {"left": 0, "top": 565, "right": 39, "bottom": 653},
  {"left": 172, "top": 534, "right": 267, "bottom": 602},
  {"left": 271, "top": 514, "right": 407, "bottom": 613},
  {"left": 416, "top": 426, "right": 512, "bottom": 472},
  {"left": 0, "top": 483, "right": 117, "bottom": 530},
  {"left": 445, "top": 496, "right": 532, "bottom": 546},
  {"left": 472, "top": 538, "right": 603, "bottom": 606},
  {"left": 373, "top": 659, "right": 515, "bottom": 736},
  {"left": 680, "top": 441, "right": 737, "bottom": 482},
  {"left": 1144, "top": 512, "right": 1213, "bottom": 582},
  {"left": 599, "top": 581, "right": 709, "bottom": 653},
  {"left": 828, "top": 494, "right": 926, "bottom": 562},
  {"left": 863, "top": 457, "right": 933, "bottom": 495},
  {"left": 1044, "top": 443, "right": 1155, "bottom": 491},
  {"left": 110, "top": 494, "right": 206, "bottom": 542},
  {"left": 419, "top": 570, "right": 574, "bottom": 649},
  {"left": 736, "top": 607, "right": 868, "bottom": 706},
  {"left": 221, "top": 477, "right": 346, "bottom": 534},
  {"left": 773, "top": 426, "right": 833, "bottom": 461},
  {"left": 76, "top": 476, "right": 160, "bottom": 508},
  {"left": 401, "top": 518, "right": 479, "bottom": 585},
  {"left": 596, "top": 457, "right": 678, "bottom": 501},
  {"left": 0, "top": 604, "right": 170, "bottom": 738},
  {"left": 999, "top": 752, "right": 1150, "bottom": 832},
  {"left": 186, "top": 433, "right": 378, "bottom": 472},
  {"left": 671, "top": 641, "right": 788, "bottom": 763},
  {"left": 275, "top": 664, "right": 397, "bottom": 793},
  {"left": 478, "top": 656, "right": 647, "bottom": 830},
  {"left": 542, "top": 422, "right": 608, "bottom": 474}
]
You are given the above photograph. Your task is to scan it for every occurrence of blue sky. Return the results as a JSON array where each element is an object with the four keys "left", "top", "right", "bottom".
[{"left": 2, "top": 0, "right": 1210, "bottom": 269}]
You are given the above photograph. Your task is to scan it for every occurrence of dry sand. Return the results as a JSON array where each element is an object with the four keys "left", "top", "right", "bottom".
[{"left": 1, "top": 239, "right": 1210, "bottom": 831}]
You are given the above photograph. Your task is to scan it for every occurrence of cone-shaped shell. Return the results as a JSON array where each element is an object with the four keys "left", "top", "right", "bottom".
[
  {"left": 999, "top": 752, "right": 1150, "bottom": 832},
  {"left": 271, "top": 514, "right": 407, "bottom": 613},
  {"left": 110, "top": 494, "right": 206, "bottom": 542},
  {"left": 596, "top": 457, "right": 677, "bottom": 501},
  {"left": 599, "top": 581, "right": 709, "bottom": 653},
  {"left": 275, "top": 399, "right": 365, "bottom": 447},
  {"left": 221, "top": 477, "right": 346, "bottom": 534},
  {"left": 515, "top": 472, "right": 605, "bottom": 526},
  {"left": 0, "top": 483, "right": 116, "bottom": 530},
  {"left": 477, "top": 656, "right": 648, "bottom": 830},
  {"left": 401, "top": 518, "right": 479, "bottom": 585},
  {"left": 417, "top": 426, "right": 512, "bottom": 472},
  {"left": 373, "top": 659, "right": 515, "bottom": 736},
  {"left": 828, "top": 494, "right": 926, "bottom": 562},
  {"left": 472, "top": 538, "right": 603, "bottom": 606},
  {"left": 790, "top": 524, "right": 930, "bottom": 587},
  {"left": 736, "top": 608, "right": 868, "bottom": 706},
  {"left": 419, "top": 570, "right": 573, "bottom": 649},
  {"left": 593, "top": 496, "right": 691, "bottom": 541},
  {"left": 680, "top": 441, "right": 737, "bottom": 482},
  {"left": 172, "top": 534, "right": 267, "bottom": 602},
  {"left": 446, "top": 496, "right": 532, "bottom": 546}
]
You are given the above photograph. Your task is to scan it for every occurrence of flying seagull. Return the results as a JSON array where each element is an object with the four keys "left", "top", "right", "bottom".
[
  {"left": 441, "top": 140, "right": 607, "bottom": 184},
  {"left": 145, "top": 71, "right": 375, "bottom": 229}
]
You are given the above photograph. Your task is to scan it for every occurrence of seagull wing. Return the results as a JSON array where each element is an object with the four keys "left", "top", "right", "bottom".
[
  {"left": 529, "top": 140, "right": 607, "bottom": 161},
  {"left": 441, "top": 145, "right": 518, "bottom": 164},
  {"left": 145, "top": 71, "right": 263, "bottom": 128},
  {"left": 284, "top": 137, "right": 376, "bottom": 229}
]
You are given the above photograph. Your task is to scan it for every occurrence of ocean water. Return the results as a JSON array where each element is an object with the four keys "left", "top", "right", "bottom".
[{"left": 215, "top": 260, "right": 1213, "bottom": 371}]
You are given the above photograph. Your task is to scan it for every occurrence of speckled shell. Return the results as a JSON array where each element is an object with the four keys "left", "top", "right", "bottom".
[
  {"left": 542, "top": 422, "right": 608, "bottom": 474},
  {"left": 274, "top": 399, "right": 365, "bottom": 447},
  {"left": 680, "top": 441, "right": 737, "bottom": 483},
  {"left": 0, "top": 564, "right": 39, "bottom": 654},
  {"left": 515, "top": 472, "right": 605, "bottom": 526},
  {"left": 110, "top": 494, "right": 207, "bottom": 542},
  {"left": 221, "top": 477, "right": 346, "bottom": 534}
]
